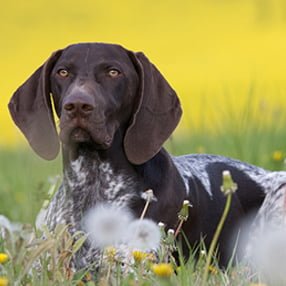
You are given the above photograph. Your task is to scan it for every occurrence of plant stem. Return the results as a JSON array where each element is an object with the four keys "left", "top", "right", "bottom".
[
  {"left": 201, "top": 193, "right": 232, "bottom": 286},
  {"left": 140, "top": 199, "right": 150, "bottom": 220},
  {"left": 174, "top": 220, "right": 184, "bottom": 238}
]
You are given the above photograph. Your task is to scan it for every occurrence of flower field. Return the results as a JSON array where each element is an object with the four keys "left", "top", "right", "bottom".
[
  {"left": 1, "top": 0, "right": 286, "bottom": 285},
  {"left": 1, "top": 0, "right": 286, "bottom": 145}
]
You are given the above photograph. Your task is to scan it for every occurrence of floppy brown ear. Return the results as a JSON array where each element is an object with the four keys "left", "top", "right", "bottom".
[
  {"left": 124, "top": 52, "right": 182, "bottom": 165},
  {"left": 8, "top": 50, "right": 62, "bottom": 160}
]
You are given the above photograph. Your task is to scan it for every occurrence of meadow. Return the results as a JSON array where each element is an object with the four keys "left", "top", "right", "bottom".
[
  {"left": 1, "top": 113, "right": 286, "bottom": 285},
  {"left": 2, "top": 65, "right": 286, "bottom": 286},
  {"left": 1, "top": 0, "right": 286, "bottom": 145},
  {"left": 1, "top": 93, "right": 286, "bottom": 224},
  {"left": 1, "top": 0, "right": 286, "bottom": 285}
]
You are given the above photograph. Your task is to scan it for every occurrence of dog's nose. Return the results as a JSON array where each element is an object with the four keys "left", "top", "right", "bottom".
[{"left": 63, "top": 96, "right": 95, "bottom": 117}]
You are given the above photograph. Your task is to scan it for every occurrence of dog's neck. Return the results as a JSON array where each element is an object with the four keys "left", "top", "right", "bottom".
[{"left": 61, "top": 130, "right": 144, "bottom": 221}]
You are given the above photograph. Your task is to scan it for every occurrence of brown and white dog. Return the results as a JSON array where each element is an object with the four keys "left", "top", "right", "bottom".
[{"left": 9, "top": 42, "right": 286, "bottom": 270}]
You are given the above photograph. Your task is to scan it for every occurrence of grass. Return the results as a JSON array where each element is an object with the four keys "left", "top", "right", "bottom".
[
  {"left": 1, "top": 95, "right": 286, "bottom": 284},
  {"left": 0, "top": 193, "right": 258, "bottom": 286},
  {"left": 1, "top": 124, "right": 285, "bottom": 224},
  {"left": 0, "top": 128, "right": 285, "bottom": 285},
  {"left": 0, "top": 223, "right": 257, "bottom": 286},
  {"left": 0, "top": 149, "right": 61, "bottom": 223}
]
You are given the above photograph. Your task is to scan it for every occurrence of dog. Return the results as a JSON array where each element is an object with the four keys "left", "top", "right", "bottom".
[{"left": 8, "top": 42, "right": 286, "bottom": 270}]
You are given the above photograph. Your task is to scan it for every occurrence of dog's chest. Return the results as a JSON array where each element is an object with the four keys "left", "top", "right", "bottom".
[
  {"left": 46, "top": 155, "right": 139, "bottom": 231},
  {"left": 67, "top": 156, "right": 137, "bottom": 206}
]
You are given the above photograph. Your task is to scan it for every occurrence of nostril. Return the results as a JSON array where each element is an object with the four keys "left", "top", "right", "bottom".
[
  {"left": 82, "top": 104, "right": 94, "bottom": 113},
  {"left": 64, "top": 103, "right": 75, "bottom": 112},
  {"left": 63, "top": 101, "right": 95, "bottom": 117}
]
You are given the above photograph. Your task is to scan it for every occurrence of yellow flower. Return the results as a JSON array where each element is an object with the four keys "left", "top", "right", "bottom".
[
  {"left": 0, "top": 277, "right": 8, "bottom": 286},
  {"left": 84, "top": 272, "right": 92, "bottom": 281},
  {"left": 132, "top": 250, "right": 148, "bottom": 263},
  {"left": 208, "top": 265, "right": 218, "bottom": 275},
  {"left": 272, "top": 150, "right": 283, "bottom": 161},
  {"left": 104, "top": 246, "right": 116, "bottom": 263},
  {"left": 197, "top": 146, "right": 205, "bottom": 154},
  {"left": 151, "top": 263, "right": 173, "bottom": 278},
  {"left": 0, "top": 253, "right": 9, "bottom": 264}
]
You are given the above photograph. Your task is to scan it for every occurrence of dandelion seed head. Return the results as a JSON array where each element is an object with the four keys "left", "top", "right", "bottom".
[
  {"left": 0, "top": 215, "right": 12, "bottom": 233},
  {"left": 0, "top": 215, "right": 21, "bottom": 237},
  {"left": 141, "top": 189, "right": 157, "bottom": 202},
  {"left": 167, "top": 229, "right": 174, "bottom": 235},
  {"left": 248, "top": 225, "right": 286, "bottom": 285},
  {"left": 200, "top": 250, "right": 206, "bottom": 256},
  {"left": 158, "top": 222, "right": 165, "bottom": 228},
  {"left": 221, "top": 169, "right": 237, "bottom": 195},
  {"left": 222, "top": 170, "right": 230, "bottom": 177},
  {"left": 126, "top": 219, "right": 161, "bottom": 251},
  {"left": 183, "top": 200, "right": 190, "bottom": 206},
  {"left": 82, "top": 203, "right": 133, "bottom": 248}
]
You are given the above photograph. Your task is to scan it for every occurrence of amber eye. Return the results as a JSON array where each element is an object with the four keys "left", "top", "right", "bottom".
[
  {"left": 57, "top": 69, "right": 69, "bottom": 78},
  {"left": 108, "top": 69, "right": 120, "bottom": 78}
]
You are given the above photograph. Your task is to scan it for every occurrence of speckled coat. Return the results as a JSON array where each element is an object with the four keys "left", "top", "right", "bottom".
[
  {"left": 8, "top": 43, "right": 286, "bottom": 270},
  {"left": 40, "top": 147, "right": 286, "bottom": 269}
]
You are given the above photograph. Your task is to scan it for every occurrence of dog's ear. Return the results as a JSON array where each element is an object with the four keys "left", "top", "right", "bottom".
[
  {"left": 124, "top": 52, "right": 182, "bottom": 165},
  {"left": 8, "top": 50, "right": 62, "bottom": 160}
]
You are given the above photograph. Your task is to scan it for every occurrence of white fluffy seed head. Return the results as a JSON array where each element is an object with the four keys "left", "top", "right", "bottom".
[
  {"left": 167, "top": 229, "right": 175, "bottom": 235},
  {"left": 249, "top": 226, "right": 286, "bottom": 285},
  {"left": 82, "top": 203, "right": 134, "bottom": 248},
  {"left": 158, "top": 222, "right": 165, "bottom": 228},
  {"left": 183, "top": 200, "right": 190, "bottom": 206},
  {"left": 125, "top": 219, "right": 161, "bottom": 251},
  {"left": 222, "top": 170, "right": 230, "bottom": 177}
]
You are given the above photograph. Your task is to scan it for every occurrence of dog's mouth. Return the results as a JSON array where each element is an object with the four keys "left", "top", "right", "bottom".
[
  {"left": 60, "top": 124, "right": 114, "bottom": 150},
  {"left": 70, "top": 127, "right": 92, "bottom": 143}
]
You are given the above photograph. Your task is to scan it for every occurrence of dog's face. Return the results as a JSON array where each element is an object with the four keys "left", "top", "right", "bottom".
[
  {"left": 50, "top": 44, "right": 139, "bottom": 148},
  {"left": 9, "top": 42, "right": 182, "bottom": 164}
]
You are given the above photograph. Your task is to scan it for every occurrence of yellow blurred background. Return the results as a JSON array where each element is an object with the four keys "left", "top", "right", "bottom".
[{"left": 1, "top": 0, "right": 286, "bottom": 147}]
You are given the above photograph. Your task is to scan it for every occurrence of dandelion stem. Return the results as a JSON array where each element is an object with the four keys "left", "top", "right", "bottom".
[
  {"left": 174, "top": 219, "right": 184, "bottom": 238},
  {"left": 201, "top": 193, "right": 232, "bottom": 285},
  {"left": 104, "top": 262, "right": 112, "bottom": 285},
  {"left": 140, "top": 189, "right": 157, "bottom": 220},
  {"left": 140, "top": 199, "right": 150, "bottom": 220}
]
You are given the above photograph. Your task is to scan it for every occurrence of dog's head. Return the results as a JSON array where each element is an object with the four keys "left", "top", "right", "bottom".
[{"left": 9, "top": 43, "right": 182, "bottom": 164}]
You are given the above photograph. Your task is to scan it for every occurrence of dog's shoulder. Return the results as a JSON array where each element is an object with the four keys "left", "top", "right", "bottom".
[{"left": 172, "top": 153, "right": 286, "bottom": 197}]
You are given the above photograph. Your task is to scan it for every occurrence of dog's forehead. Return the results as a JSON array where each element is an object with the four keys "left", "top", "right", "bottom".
[{"left": 58, "top": 43, "right": 132, "bottom": 65}]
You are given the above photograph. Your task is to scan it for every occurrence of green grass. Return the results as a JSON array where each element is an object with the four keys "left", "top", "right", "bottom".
[
  {"left": 1, "top": 123, "right": 286, "bottom": 223},
  {"left": 1, "top": 99, "right": 286, "bottom": 284},
  {"left": 2, "top": 86, "right": 286, "bottom": 223},
  {"left": 0, "top": 148, "right": 61, "bottom": 223},
  {"left": 0, "top": 222, "right": 257, "bottom": 286},
  {"left": 0, "top": 195, "right": 258, "bottom": 286},
  {"left": 1, "top": 124, "right": 286, "bottom": 224}
]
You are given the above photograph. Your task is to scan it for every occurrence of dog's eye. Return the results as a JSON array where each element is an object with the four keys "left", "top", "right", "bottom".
[
  {"left": 57, "top": 69, "right": 69, "bottom": 78},
  {"left": 108, "top": 69, "right": 121, "bottom": 78}
]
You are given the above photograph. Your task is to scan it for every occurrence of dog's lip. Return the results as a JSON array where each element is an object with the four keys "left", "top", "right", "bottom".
[
  {"left": 70, "top": 127, "right": 92, "bottom": 142},
  {"left": 89, "top": 133, "right": 113, "bottom": 149},
  {"left": 60, "top": 125, "right": 114, "bottom": 149}
]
